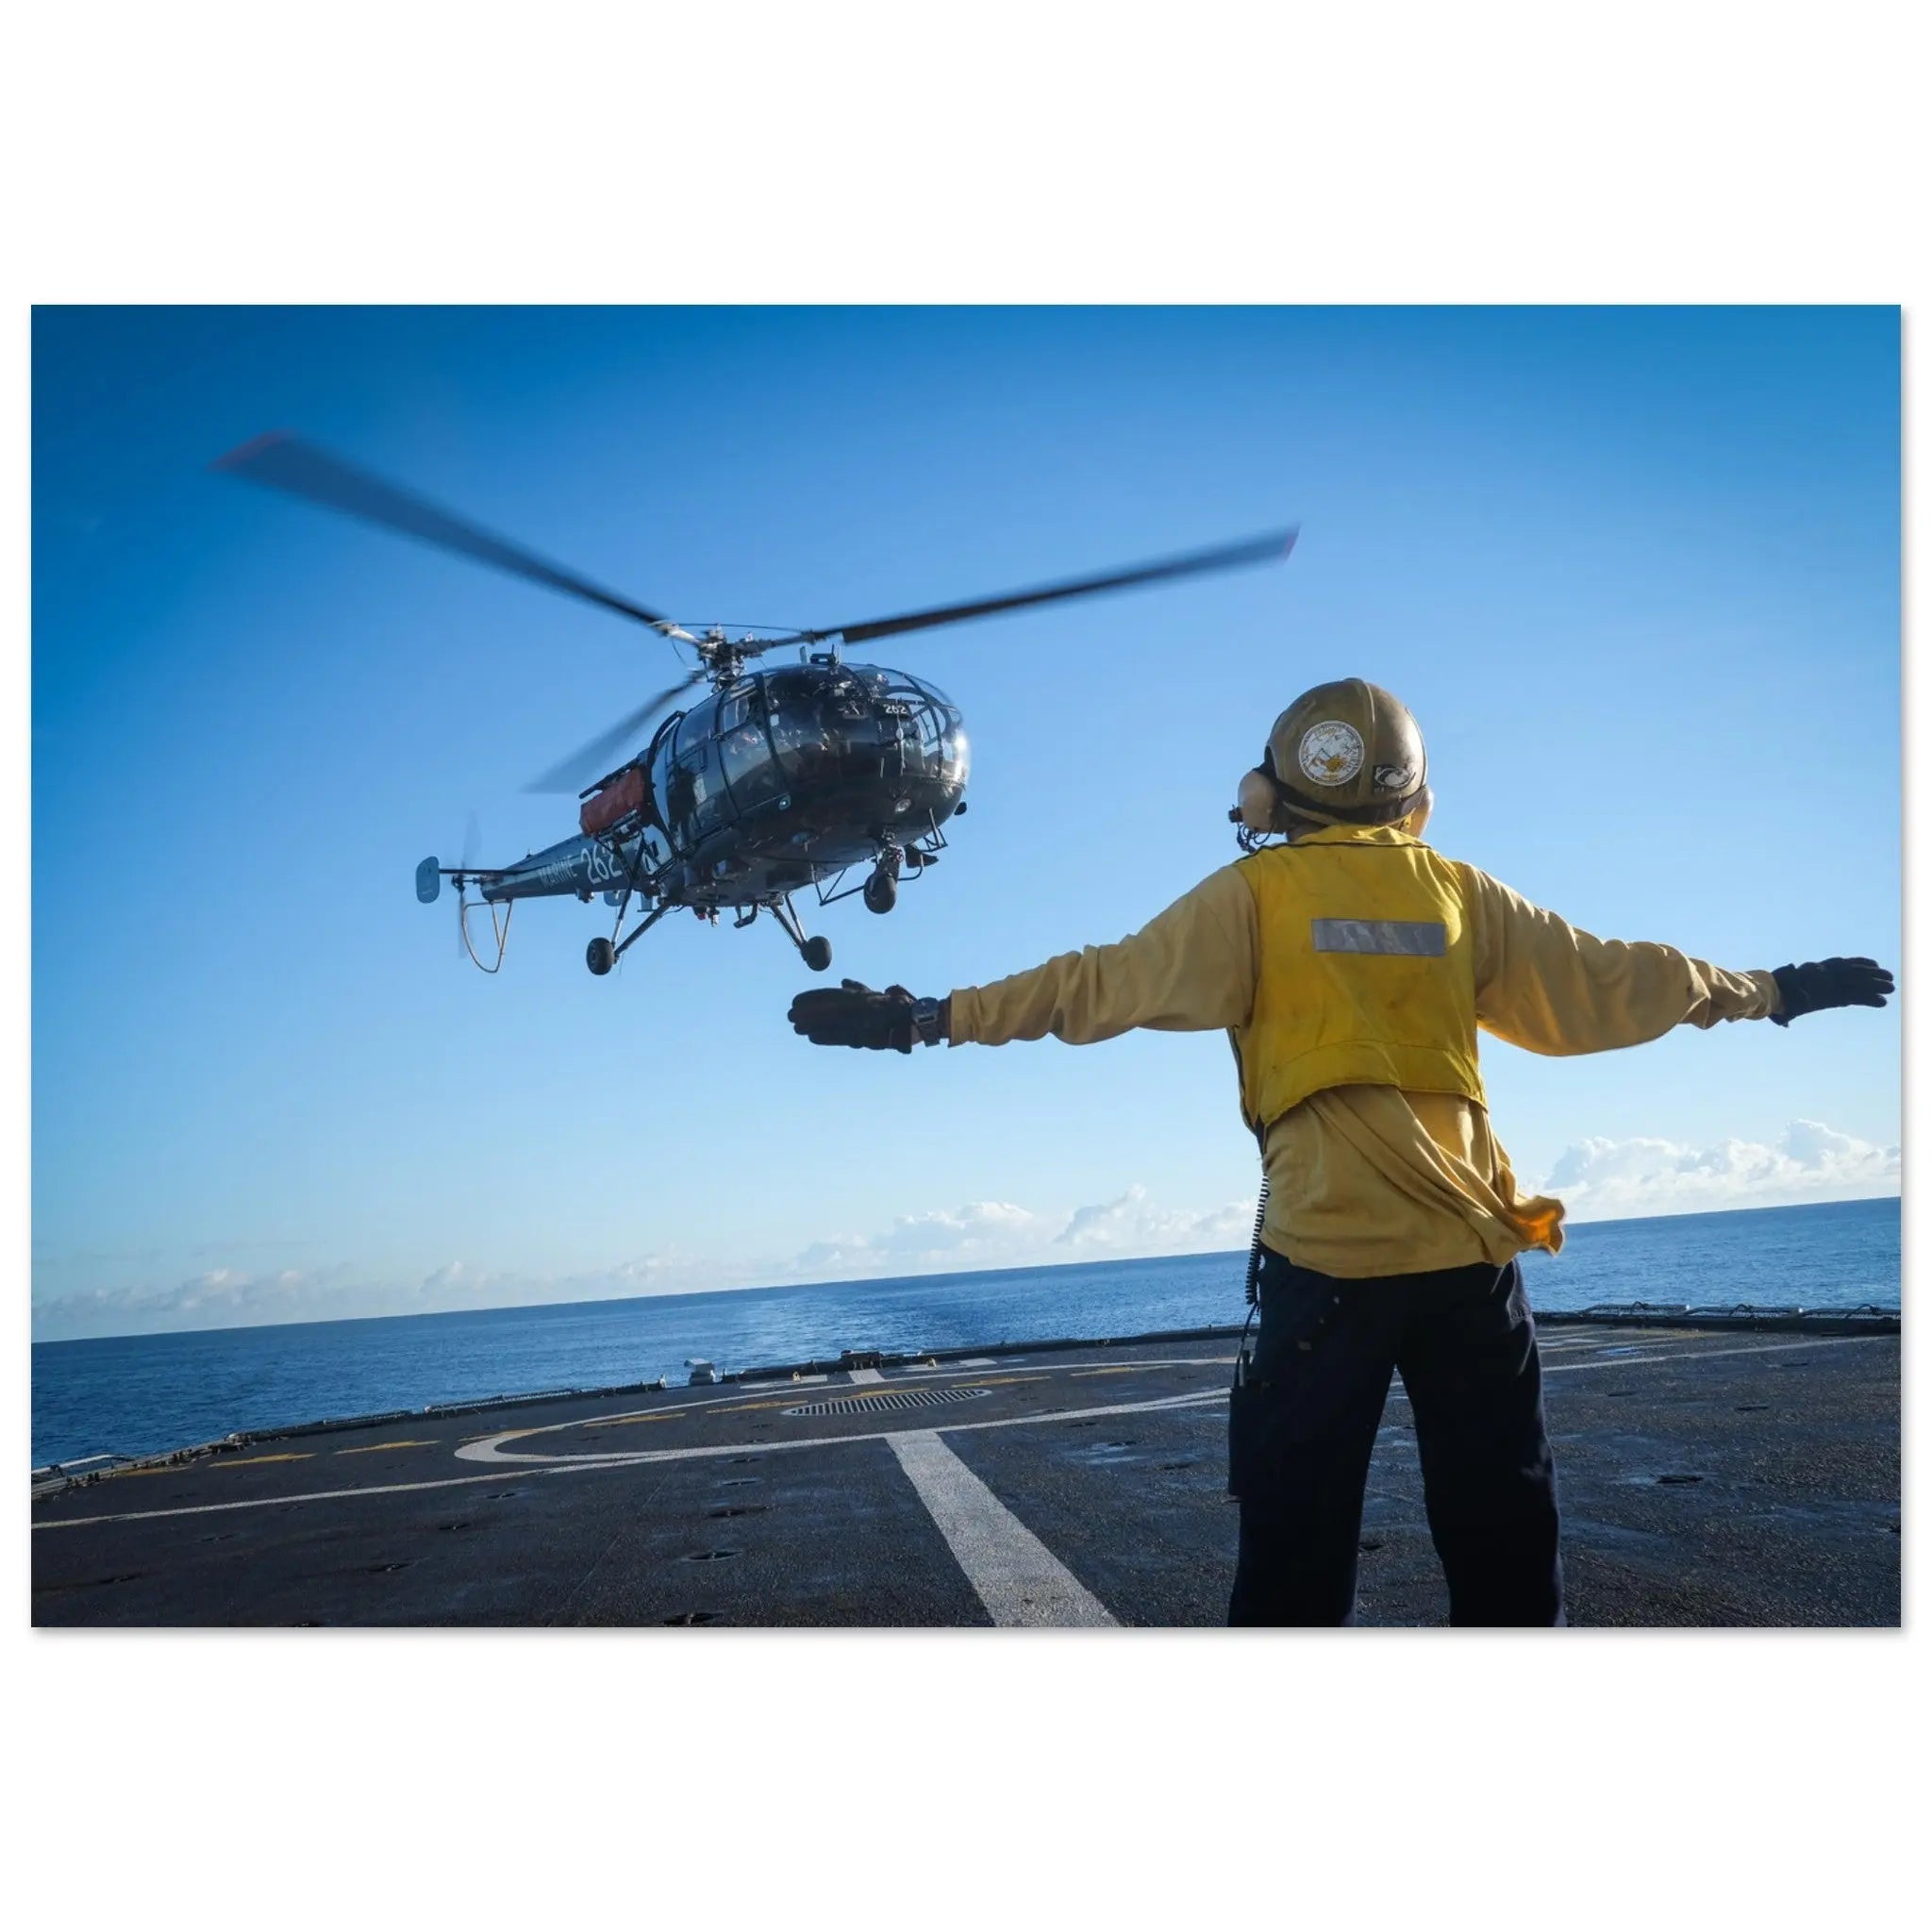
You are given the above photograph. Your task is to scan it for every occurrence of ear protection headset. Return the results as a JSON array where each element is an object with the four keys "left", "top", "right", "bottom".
[{"left": 1232, "top": 745, "right": 1433, "bottom": 842}]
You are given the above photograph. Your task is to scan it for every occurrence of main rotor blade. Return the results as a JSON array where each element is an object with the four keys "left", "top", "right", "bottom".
[
  {"left": 523, "top": 668, "right": 708, "bottom": 794},
  {"left": 813, "top": 526, "right": 1297, "bottom": 646},
  {"left": 213, "top": 432, "right": 672, "bottom": 631}
]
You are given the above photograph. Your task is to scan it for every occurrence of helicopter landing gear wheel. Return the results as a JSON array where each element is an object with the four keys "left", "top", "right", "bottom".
[
  {"left": 772, "top": 893, "right": 832, "bottom": 972},
  {"left": 586, "top": 937, "right": 615, "bottom": 976},
  {"left": 863, "top": 848, "right": 901, "bottom": 915}
]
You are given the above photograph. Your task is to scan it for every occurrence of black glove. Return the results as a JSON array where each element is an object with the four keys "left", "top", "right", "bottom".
[
  {"left": 789, "top": 979, "right": 919, "bottom": 1052},
  {"left": 1770, "top": 957, "right": 1894, "bottom": 1026}
]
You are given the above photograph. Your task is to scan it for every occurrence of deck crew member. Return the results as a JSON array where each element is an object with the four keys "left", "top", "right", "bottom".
[{"left": 786, "top": 679, "right": 1893, "bottom": 1626}]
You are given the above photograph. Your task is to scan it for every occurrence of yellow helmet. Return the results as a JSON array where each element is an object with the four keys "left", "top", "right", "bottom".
[{"left": 1234, "top": 678, "right": 1431, "bottom": 838}]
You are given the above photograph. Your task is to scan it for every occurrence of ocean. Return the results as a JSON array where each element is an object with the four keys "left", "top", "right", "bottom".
[{"left": 29, "top": 1195, "right": 1900, "bottom": 1470}]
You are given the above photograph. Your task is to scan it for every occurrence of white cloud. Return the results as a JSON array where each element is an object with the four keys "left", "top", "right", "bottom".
[
  {"left": 37, "top": 1116, "right": 1896, "bottom": 1340},
  {"left": 787, "top": 1203, "right": 1054, "bottom": 1279},
  {"left": 34, "top": 1264, "right": 368, "bottom": 1339},
  {"left": 780, "top": 1186, "right": 1255, "bottom": 1282},
  {"left": 27, "top": 1190, "right": 1252, "bottom": 1334},
  {"left": 1057, "top": 1184, "right": 1255, "bottom": 1254},
  {"left": 31, "top": 1250, "right": 715, "bottom": 1341},
  {"left": 1537, "top": 1119, "right": 1899, "bottom": 1221}
]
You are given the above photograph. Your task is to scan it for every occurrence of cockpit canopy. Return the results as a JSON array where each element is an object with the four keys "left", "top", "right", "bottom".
[{"left": 647, "top": 663, "right": 968, "bottom": 855}]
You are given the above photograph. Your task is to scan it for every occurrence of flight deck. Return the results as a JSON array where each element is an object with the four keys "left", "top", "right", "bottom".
[{"left": 31, "top": 1318, "right": 1901, "bottom": 1627}]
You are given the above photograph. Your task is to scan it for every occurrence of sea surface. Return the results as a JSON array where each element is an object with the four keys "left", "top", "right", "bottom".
[{"left": 30, "top": 1195, "right": 1900, "bottom": 1469}]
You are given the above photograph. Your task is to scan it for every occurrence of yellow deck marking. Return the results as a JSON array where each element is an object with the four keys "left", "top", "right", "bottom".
[
  {"left": 1071, "top": 1367, "right": 1141, "bottom": 1377},
  {"left": 585, "top": 1412, "right": 686, "bottom": 1429},
  {"left": 334, "top": 1440, "right": 438, "bottom": 1455},
  {"left": 218, "top": 1453, "right": 314, "bottom": 1467}
]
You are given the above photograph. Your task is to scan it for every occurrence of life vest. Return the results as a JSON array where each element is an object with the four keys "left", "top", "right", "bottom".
[{"left": 1233, "top": 824, "right": 1485, "bottom": 1133}]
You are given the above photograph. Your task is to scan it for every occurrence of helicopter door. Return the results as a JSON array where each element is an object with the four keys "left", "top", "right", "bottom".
[
  {"left": 659, "top": 702, "right": 732, "bottom": 851},
  {"left": 716, "top": 684, "right": 786, "bottom": 814},
  {"left": 680, "top": 738, "right": 731, "bottom": 846}
]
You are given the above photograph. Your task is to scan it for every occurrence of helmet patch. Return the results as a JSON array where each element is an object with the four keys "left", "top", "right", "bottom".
[
  {"left": 1298, "top": 720, "right": 1364, "bottom": 787},
  {"left": 1373, "top": 760, "right": 1416, "bottom": 794}
]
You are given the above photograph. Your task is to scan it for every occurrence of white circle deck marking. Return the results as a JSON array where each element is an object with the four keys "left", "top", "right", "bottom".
[{"left": 454, "top": 1334, "right": 1878, "bottom": 1467}]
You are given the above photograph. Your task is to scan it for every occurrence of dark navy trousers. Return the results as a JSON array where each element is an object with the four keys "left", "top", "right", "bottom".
[{"left": 1227, "top": 1246, "right": 1565, "bottom": 1627}]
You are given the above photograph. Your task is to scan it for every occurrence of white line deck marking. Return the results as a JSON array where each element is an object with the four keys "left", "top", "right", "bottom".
[
  {"left": 888, "top": 1430, "right": 1116, "bottom": 1628},
  {"left": 846, "top": 1366, "right": 883, "bottom": 1384},
  {"left": 33, "top": 1463, "right": 591, "bottom": 1528},
  {"left": 1543, "top": 1336, "right": 1874, "bottom": 1374}
]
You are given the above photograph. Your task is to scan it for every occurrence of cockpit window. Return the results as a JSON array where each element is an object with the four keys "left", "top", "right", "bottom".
[
  {"left": 719, "top": 699, "right": 784, "bottom": 810},
  {"left": 769, "top": 680, "right": 839, "bottom": 781}
]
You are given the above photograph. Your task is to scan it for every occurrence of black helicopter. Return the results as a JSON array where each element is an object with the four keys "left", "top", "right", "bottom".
[{"left": 217, "top": 434, "right": 1294, "bottom": 977}]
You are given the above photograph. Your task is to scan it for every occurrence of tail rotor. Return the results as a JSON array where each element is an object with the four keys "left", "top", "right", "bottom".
[
  {"left": 418, "top": 810, "right": 510, "bottom": 972},
  {"left": 455, "top": 810, "right": 482, "bottom": 957}
]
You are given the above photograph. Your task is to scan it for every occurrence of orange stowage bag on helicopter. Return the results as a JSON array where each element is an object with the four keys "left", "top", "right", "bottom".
[{"left": 579, "top": 768, "right": 648, "bottom": 838}]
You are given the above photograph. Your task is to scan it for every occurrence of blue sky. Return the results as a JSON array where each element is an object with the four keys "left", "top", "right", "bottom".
[{"left": 30, "top": 307, "right": 1900, "bottom": 1339}]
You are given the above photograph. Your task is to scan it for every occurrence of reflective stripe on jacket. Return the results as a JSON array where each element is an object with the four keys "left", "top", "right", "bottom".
[{"left": 1234, "top": 825, "right": 1484, "bottom": 1134}]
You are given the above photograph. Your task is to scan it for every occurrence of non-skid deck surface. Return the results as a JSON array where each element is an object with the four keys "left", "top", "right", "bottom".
[{"left": 32, "top": 1326, "right": 1901, "bottom": 1627}]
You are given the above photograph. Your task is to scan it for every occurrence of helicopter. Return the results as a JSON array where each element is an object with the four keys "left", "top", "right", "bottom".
[{"left": 215, "top": 433, "right": 1295, "bottom": 977}]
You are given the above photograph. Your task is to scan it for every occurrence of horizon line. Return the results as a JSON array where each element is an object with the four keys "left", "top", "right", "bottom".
[{"left": 30, "top": 1191, "right": 1902, "bottom": 1348}]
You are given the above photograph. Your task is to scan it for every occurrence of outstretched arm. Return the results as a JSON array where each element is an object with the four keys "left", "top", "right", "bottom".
[
  {"left": 789, "top": 865, "right": 1258, "bottom": 1053},
  {"left": 1463, "top": 867, "right": 1893, "bottom": 1055}
]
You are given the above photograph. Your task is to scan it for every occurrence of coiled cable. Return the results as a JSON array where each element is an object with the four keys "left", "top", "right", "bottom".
[{"left": 1243, "top": 1175, "right": 1270, "bottom": 1307}]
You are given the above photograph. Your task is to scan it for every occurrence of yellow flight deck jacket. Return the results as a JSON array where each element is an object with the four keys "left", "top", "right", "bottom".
[{"left": 946, "top": 826, "right": 1781, "bottom": 1278}]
